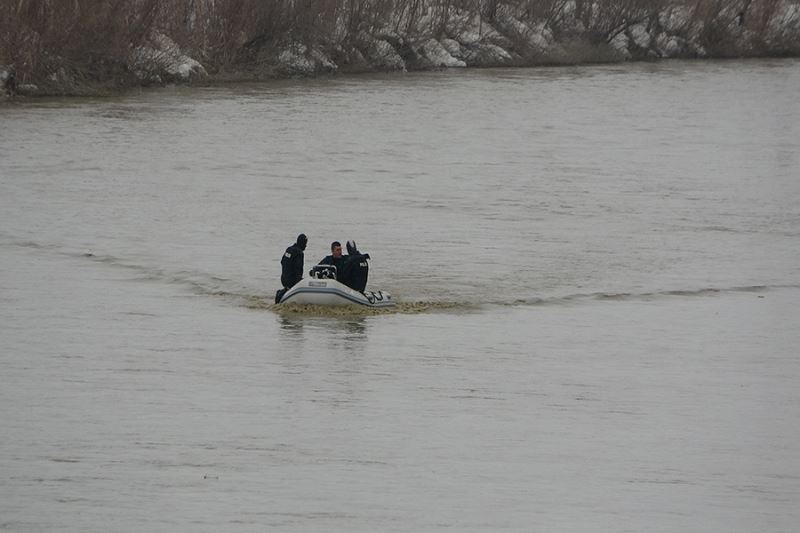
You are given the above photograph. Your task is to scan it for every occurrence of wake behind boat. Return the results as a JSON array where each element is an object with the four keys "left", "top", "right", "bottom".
[{"left": 278, "top": 276, "right": 395, "bottom": 308}]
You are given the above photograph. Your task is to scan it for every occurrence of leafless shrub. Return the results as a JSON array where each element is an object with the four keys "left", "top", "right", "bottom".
[
  {"left": 1, "top": 0, "right": 797, "bottom": 88},
  {"left": 1, "top": 0, "right": 159, "bottom": 85},
  {"left": 679, "top": 0, "right": 783, "bottom": 54},
  {"left": 739, "top": 0, "right": 795, "bottom": 51},
  {"left": 522, "top": 0, "right": 573, "bottom": 30},
  {"left": 576, "top": 0, "right": 668, "bottom": 43}
]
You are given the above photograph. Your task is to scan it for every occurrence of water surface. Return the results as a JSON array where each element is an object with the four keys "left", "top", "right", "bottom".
[{"left": 1, "top": 59, "right": 799, "bottom": 532}]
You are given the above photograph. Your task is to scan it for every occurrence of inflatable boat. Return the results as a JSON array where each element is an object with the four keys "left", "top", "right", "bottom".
[{"left": 278, "top": 265, "right": 395, "bottom": 308}]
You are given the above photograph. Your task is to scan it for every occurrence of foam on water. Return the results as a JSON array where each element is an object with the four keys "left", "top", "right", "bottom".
[{"left": 262, "top": 300, "right": 474, "bottom": 316}]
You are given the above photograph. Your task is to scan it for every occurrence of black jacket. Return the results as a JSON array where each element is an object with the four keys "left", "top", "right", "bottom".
[
  {"left": 281, "top": 243, "right": 305, "bottom": 288},
  {"left": 318, "top": 255, "right": 346, "bottom": 269},
  {"left": 339, "top": 252, "right": 370, "bottom": 292}
]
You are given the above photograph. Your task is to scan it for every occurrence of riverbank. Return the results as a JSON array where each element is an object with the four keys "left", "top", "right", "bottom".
[{"left": 2, "top": 0, "right": 799, "bottom": 98}]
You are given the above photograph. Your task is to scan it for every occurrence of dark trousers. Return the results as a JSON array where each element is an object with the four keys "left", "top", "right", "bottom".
[{"left": 275, "top": 287, "right": 288, "bottom": 304}]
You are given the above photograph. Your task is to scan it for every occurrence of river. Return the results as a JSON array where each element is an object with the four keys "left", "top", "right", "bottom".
[{"left": 1, "top": 59, "right": 799, "bottom": 532}]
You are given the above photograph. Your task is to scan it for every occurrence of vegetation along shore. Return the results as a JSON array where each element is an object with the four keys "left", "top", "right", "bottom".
[{"left": 2, "top": 0, "right": 799, "bottom": 97}]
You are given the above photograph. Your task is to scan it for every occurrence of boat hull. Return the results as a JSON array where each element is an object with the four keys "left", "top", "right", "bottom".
[{"left": 279, "top": 278, "right": 395, "bottom": 308}]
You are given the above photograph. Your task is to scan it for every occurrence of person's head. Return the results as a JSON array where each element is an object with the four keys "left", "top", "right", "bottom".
[
  {"left": 331, "top": 241, "right": 342, "bottom": 258},
  {"left": 297, "top": 233, "right": 307, "bottom": 250},
  {"left": 346, "top": 240, "right": 358, "bottom": 255}
]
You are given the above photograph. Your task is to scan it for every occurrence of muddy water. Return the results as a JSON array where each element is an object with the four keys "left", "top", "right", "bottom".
[{"left": 1, "top": 59, "right": 799, "bottom": 532}]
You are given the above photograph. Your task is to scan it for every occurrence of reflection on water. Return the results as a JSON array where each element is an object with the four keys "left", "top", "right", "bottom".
[
  {"left": 278, "top": 314, "right": 307, "bottom": 336},
  {"left": 339, "top": 318, "right": 368, "bottom": 337},
  {"left": 278, "top": 314, "right": 368, "bottom": 337}
]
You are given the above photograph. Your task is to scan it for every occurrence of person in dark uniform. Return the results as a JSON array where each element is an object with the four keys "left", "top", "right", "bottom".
[
  {"left": 275, "top": 233, "right": 307, "bottom": 303},
  {"left": 339, "top": 240, "right": 370, "bottom": 292},
  {"left": 317, "top": 241, "right": 347, "bottom": 273}
]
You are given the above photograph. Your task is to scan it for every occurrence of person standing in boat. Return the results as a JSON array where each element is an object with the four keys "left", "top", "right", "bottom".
[
  {"left": 276, "top": 233, "right": 307, "bottom": 303},
  {"left": 339, "top": 240, "right": 370, "bottom": 293}
]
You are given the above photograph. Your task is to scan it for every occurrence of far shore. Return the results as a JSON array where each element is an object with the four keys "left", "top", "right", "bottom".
[
  {"left": 3, "top": 1, "right": 799, "bottom": 99},
  {"left": 4, "top": 55, "right": 800, "bottom": 102}
]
